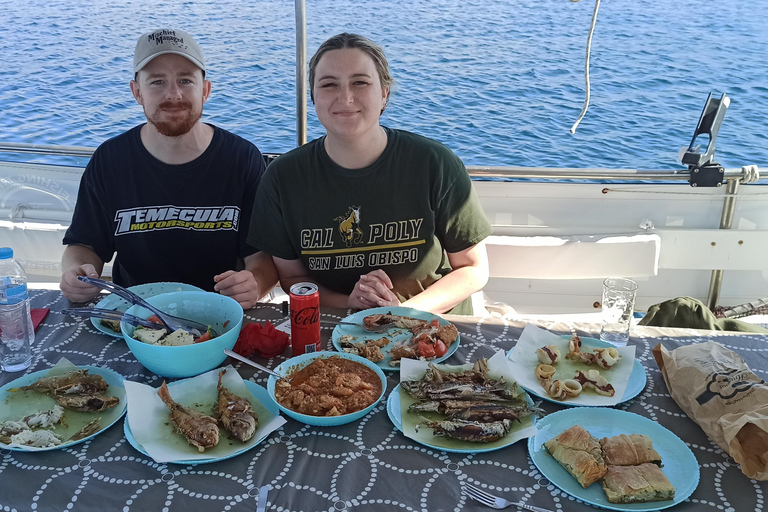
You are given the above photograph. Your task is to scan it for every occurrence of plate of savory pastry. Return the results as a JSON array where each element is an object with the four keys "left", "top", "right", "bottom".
[{"left": 528, "top": 407, "right": 699, "bottom": 511}]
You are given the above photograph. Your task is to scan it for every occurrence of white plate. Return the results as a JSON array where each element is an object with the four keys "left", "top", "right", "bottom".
[
  {"left": 90, "top": 282, "right": 203, "bottom": 337},
  {"left": 529, "top": 408, "right": 699, "bottom": 511},
  {"left": 0, "top": 365, "right": 127, "bottom": 451},
  {"left": 508, "top": 336, "right": 647, "bottom": 406},
  {"left": 331, "top": 306, "right": 460, "bottom": 371},
  {"left": 124, "top": 380, "right": 278, "bottom": 465}
]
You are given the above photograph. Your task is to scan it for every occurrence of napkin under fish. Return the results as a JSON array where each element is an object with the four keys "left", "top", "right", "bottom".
[{"left": 124, "top": 365, "right": 285, "bottom": 463}]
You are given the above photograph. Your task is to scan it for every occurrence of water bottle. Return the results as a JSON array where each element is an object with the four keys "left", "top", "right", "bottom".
[{"left": 0, "top": 247, "right": 34, "bottom": 372}]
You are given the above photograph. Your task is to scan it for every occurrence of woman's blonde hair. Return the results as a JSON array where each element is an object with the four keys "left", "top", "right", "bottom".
[{"left": 309, "top": 33, "right": 394, "bottom": 107}]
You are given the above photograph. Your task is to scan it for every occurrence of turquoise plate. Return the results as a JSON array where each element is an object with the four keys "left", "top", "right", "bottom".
[
  {"left": 0, "top": 365, "right": 127, "bottom": 451},
  {"left": 386, "top": 387, "right": 535, "bottom": 454},
  {"left": 124, "top": 380, "right": 277, "bottom": 465},
  {"left": 331, "top": 306, "right": 460, "bottom": 372},
  {"left": 507, "top": 336, "right": 647, "bottom": 406},
  {"left": 90, "top": 282, "right": 203, "bottom": 337},
  {"left": 529, "top": 408, "right": 699, "bottom": 511}
]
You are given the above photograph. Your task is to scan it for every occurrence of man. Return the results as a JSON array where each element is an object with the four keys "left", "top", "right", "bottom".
[{"left": 60, "top": 28, "right": 276, "bottom": 309}]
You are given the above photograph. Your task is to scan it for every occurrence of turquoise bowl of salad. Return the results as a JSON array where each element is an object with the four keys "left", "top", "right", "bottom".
[{"left": 121, "top": 290, "right": 243, "bottom": 378}]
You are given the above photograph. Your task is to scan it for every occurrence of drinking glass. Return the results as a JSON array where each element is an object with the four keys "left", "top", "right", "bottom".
[{"left": 600, "top": 277, "right": 638, "bottom": 346}]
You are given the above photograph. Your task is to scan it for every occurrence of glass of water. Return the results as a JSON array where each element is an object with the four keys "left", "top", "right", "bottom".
[{"left": 600, "top": 277, "right": 638, "bottom": 346}]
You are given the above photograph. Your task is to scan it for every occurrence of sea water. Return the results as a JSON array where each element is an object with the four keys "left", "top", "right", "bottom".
[{"left": 1, "top": 0, "right": 767, "bottom": 169}]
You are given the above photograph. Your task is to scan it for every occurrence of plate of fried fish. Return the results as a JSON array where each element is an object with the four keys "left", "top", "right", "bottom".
[
  {"left": 123, "top": 366, "right": 286, "bottom": 464},
  {"left": 387, "top": 351, "right": 538, "bottom": 453},
  {"left": 332, "top": 306, "right": 461, "bottom": 371},
  {"left": 0, "top": 359, "right": 126, "bottom": 451}
]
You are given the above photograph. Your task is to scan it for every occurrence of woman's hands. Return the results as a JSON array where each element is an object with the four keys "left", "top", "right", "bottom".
[{"left": 347, "top": 269, "right": 400, "bottom": 310}]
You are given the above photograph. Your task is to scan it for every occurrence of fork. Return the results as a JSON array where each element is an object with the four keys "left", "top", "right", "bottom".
[
  {"left": 322, "top": 320, "right": 394, "bottom": 333},
  {"left": 461, "top": 483, "right": 554, "bottom": 512}
]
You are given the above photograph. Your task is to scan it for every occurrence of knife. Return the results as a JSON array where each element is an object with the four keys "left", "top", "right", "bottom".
[{"left": 256, "top": 485, "right": 269, "bottom": 512}]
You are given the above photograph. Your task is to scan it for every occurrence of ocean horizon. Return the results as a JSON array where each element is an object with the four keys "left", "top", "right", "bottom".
[{"left": 1, "top": 0, "right": 767, "bottom": 170}]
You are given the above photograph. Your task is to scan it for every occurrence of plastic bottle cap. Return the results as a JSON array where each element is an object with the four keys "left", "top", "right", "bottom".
[{"left": 0, "top": 247, "right": 12, "bottom": 260}]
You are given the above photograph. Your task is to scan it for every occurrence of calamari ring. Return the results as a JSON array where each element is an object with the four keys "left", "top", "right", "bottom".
[
  {"left": 536, "top": 345, "right": 561, "bottom": 364},
  {"left": 594, "top": 347, "right": 620, "bottom": 369},
  {"left": 562, "top": 379, "right": 583, "bottom": 397},
  {"left": 540, "top": 378, "right": 569, "bottom": 400},
  {"left": 568, "top": 335, "right": 582, "bottom": 356},
  {"left": 535, "top": 364, "right": 556, "bottom": 380}
]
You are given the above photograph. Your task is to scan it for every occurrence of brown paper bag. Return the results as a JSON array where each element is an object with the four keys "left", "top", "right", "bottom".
[{"left": 653, "top": 341, "right": 768, "bottom": 480}]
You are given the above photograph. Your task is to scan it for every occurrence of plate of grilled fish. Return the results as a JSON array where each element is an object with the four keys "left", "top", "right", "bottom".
[
  {"left": 90, "top": 282, "right": 203, "bottom": 337},
  {"left": 332, "top": 306, "right": 460, "bottom": 371},
  {"left": 123, "top": 366, "right": 286, "bottom": 464},
  {"left": 387, "top": 352, "right": 539, "bottom": 453},
  {"left": 0, "top": 360, "right": 126, "bottom": 451}
]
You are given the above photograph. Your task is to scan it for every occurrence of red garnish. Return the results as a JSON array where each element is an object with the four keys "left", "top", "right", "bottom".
[
  {"left": 147, "top": 315, "right": 162, "bottom": 324},
  {"left": 232, "top": 321, "right": 290, "bottom": 359},
  {"left": 223, "top": 320, "right": 230, "bottom": 328}
]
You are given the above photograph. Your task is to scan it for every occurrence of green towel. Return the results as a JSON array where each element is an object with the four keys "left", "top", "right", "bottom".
[{"left": 638, "top": 296, "right": 768, "bottom": 333}]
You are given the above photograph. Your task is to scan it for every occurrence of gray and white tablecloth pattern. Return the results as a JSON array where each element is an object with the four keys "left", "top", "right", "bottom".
[{"left": 1, "top": 289, "right": 767, "bottom": 512}]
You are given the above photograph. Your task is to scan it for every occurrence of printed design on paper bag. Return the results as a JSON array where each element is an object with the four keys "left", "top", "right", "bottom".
[{"left": 696, "top": 368, "right": 767, "bottom": 405}]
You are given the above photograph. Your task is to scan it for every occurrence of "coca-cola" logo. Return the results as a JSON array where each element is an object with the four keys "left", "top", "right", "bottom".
[{"left": 292, "top": 307, "right": 319, "bottom": 325}]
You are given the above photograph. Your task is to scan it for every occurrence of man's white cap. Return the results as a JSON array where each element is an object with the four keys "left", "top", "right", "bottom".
[{"left": 133, "top": 28, "right": 205, "bottom": 73}]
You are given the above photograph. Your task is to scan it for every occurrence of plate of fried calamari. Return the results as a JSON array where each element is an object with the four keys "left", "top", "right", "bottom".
[
  {"left": 387, "top": 351, "right": 538, "bottom": 453},
  {"left": 90, "top": 282, "right": 203, "bottom": 337},
  {"left": 529, "top": 407, "right": 699, "bottom": 511},
  {"left": 507, "top": 324, "right": 645, "bottom": 407},
  {"left": 332, "top": 306, "right": 460, "bottom": 371},
  {"left": 123, "top": 366, "right": 286, "bottom": 464},
  {"left": 0, "top": 359, "right": 127, "bottom": 451}
]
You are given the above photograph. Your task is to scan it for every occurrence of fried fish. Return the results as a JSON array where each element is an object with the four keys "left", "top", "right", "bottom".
[
  {"left": 214, "top": 370, "right": 259, "bottom": 442},
  {"left": 13, "top": 369, "right": 108, "bottom": 396},
  {"left": 54, "top": 393, "right": 120, "bottom": 412},
  {"left": 158, "top": 381, "right": 219, "bottom": 453}
]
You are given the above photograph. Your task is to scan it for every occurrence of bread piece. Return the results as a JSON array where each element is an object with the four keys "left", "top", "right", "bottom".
[
  {"left": 601, "top": 433, "right": 662, "bottom": 466},
  {"left": 543, "top": 425, "right": 607, "bottom": 488},
  {"left": 601, "top": 463, "right": 675, "bottom": 504}
]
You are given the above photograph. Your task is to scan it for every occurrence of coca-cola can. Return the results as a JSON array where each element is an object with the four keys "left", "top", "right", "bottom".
[{"left": 289, "top": 282, "right": 321, "bottom": 355}]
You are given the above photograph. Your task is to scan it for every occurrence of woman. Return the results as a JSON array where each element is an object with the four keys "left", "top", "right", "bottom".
[{"left": 249, "top": 33, "right": 491, "bottom": 314}]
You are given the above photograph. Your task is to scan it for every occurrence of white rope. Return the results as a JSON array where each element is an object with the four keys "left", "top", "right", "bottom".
[
  {"left": 570, "top": 0, "right": 602, "bottom": 134},
  {"left": 741, "top": 165, "right": 760, "bottom": 183}
]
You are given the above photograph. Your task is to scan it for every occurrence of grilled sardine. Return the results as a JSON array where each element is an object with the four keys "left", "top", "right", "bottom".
[
  {"left": 419, "top": 418, "right": 513, "bottom": 443},
  {"left": 400, "top": 379, "right": 516, "bottom": 401},
  {"left": 215, "top": 370, "right": 259, "bottom": 442},
  {"left": 158, "top": 381, "right": 219, "bottom": 453}
]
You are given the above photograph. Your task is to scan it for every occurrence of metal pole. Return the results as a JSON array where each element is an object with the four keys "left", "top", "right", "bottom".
[
  {"left": 295, "top": 0, "right": 307, "bottom": 147},
  {"left": 706, "top": 178, "right": 740, "bottom": 310}
]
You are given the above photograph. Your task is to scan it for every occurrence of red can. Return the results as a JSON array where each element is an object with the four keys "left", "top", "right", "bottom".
[{"left": 289, "top": 282, "right": 321, "bottom": 355}]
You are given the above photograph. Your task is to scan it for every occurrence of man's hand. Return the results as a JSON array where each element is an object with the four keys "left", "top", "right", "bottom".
[
  {"left": 214, "top": 270, "right": 263, "bottom": 310},
  {"left": 60, "top": 264, "right": 102, "bottom": 303},
  {"left": 347, "top": 269, "right": 400, "bottom": 310}
]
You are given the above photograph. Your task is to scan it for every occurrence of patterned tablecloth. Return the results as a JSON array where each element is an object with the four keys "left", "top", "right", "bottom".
[{"left": 1, "top": 289, "right": 767, "bottom": 512}]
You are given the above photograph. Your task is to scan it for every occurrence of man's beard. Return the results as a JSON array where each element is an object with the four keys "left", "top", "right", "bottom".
[{"left": 145, "top": 100, "right": 202, "bottom": 137}]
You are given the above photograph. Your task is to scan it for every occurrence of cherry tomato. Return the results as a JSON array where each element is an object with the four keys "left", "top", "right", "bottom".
[
  {"left": 418, "top": 339, "right": 436, "bottom": 358},
  {"left": 147, "top": 315, "right": 162, "bottom": 324},
  {"left": 195, "top": 330, "right": 212, "bottom": 343},
  {"left": 429, "top": 319, "right": 440, "bottom": 329},
  {"left": 433, "top": 339, "right": 448, "bottom": 357}
]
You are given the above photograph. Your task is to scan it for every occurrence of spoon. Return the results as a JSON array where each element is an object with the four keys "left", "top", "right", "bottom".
[
  {"left": 224, "top": 349, "right": 285, "bottom": 378},
  {"left": 77, "top": 276, "right": 214, "bottom": 337}
]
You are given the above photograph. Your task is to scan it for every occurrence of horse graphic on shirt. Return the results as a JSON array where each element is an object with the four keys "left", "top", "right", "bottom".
[{"left": 334, "top": 206, "right": 363, "bottom": 247}]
